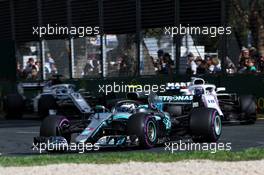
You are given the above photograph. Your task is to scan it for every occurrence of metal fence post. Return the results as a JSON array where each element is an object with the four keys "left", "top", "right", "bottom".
[
  {"left": 136, "top": 0, "right": 141, "bottom": 77},
  {"left": 99, "top": 0, "right": 104, "bottom": 78},
  {"left": 67, "top": 0, "right": 74, "bottom": 79},
  {"left": 220, "top": 0, "right": 227, "bottom": 73},
  {"left": 175, "top": 0, "right": 180, "bottom": 76},
  {"left": 37, "top": 0, "right": 44, "bottom": 80}
]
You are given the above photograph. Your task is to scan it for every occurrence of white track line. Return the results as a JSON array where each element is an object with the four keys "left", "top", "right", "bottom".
[{"left": 16, "top": 131, "right": 39, "bottom": 134}]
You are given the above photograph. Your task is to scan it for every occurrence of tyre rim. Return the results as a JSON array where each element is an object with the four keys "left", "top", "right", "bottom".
[
  {"left": 147, "top": 121, "right": 156, "bottom": 142},
  {"left": 214, "top": 115, "right": 222, "bottom": 136},
  {"left": 58, "top": 119, "right": 69, "bottom": 135}
]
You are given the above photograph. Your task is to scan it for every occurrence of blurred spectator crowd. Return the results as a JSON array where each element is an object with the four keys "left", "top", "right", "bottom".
[
  {"left": 184, "top": 46, "right": 264, "bottom": 76},
  {"left": 16, "top": 47, "right": 264, "bottom": 81},
  {"left": 236, "top": 47, "right": 264, "bottom": 74},
  {"left": 17, "top": 53, "right": 58, "bottom": 80},
  {"left": 186, "top": 53, "right": 222, "bottom": 75},
  {"left": 151, "top": 49, "right": 174, "bottom": 75},
  {"left": 17, "top": 57, "right": 41, "bottom": 80}
]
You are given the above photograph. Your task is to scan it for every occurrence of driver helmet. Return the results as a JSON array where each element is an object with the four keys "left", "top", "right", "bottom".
[
  {"left": 194, "top": 87, "right": 204, "bottom": 96},
  {"left": 148, "top": 92, "right": 162, "bottom": 110},
  {"left": 119, "top": 103, "right": 136, "bottom": 113}
]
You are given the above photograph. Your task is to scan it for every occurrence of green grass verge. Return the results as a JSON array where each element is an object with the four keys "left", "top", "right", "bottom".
[{"left": 0, "top": 148, "right": 264, "bottom": 167}]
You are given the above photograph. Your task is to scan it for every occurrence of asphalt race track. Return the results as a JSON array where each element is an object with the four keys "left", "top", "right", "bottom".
[{"left": 0, "top": 115, "right": 264, "bottom": 156}]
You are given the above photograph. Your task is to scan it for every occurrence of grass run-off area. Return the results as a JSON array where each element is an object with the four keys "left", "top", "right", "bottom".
[{"left": 0, "top": 148, "right": 264, "bottom": 166}]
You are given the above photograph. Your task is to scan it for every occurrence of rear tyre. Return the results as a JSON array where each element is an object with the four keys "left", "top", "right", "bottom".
[
  {"left": 239, "top": 95, "right": 256, "bottom": 124},
  {"left": 190, "top": 108, "right": 222, "bottom": 143},
  {"left": 127, "top": 113, "right": 158, "bottom": 148},
  {"left": 38, "top": 95, "right": 57, "bottom": 119},
  {"left": 3, "top": 94, "right": 24, "bottom": 119}
]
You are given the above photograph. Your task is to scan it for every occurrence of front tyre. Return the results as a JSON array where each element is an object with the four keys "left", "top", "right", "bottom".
[
  {"left": 190, "top": 108, "right": 222, "bottom": 143},
  {"left": 38, "top": 95, "right": 57, "bottom": 119},
  {"left": 127, "top": 113, "right": 158, "bottom": 148},
  {"left": 40, "top": 115, "right": 71, "bottom": 143}
]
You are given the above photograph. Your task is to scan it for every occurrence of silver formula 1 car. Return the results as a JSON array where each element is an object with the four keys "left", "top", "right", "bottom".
[
  {"left": 34, "top": 91, "right": 222, "bottom": 152},
  {"left": 3, "top": 76, "right": 98, "bottom": 119}
]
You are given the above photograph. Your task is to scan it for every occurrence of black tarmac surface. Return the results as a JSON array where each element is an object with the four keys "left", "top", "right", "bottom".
[{"left": 0, "top": 115, "right": 264, "bottom": 156}]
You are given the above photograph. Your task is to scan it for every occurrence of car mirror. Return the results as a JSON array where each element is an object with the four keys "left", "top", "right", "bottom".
[
  {"left": 216, "top": 87, "right": 226, "bottom": 92},
  {"left": 78, "top": 89, "right": 86, "bottom": 93},
  {"left": 94, "top": 105, "right": 108, "bottom": 113}
]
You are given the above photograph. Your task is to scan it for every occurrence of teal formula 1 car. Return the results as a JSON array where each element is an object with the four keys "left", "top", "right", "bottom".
[{"left": 34, "top": 92, "right": 222, "bottom": 151}]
